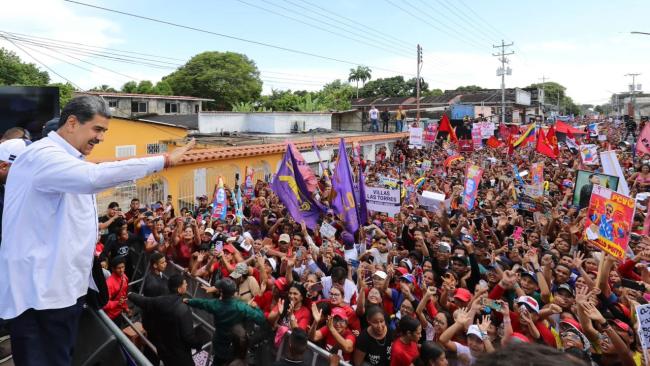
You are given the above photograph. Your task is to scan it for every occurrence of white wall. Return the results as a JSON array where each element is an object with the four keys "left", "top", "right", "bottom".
[{"left": 199, "top": 112, "right": 332, "bottom": 134}]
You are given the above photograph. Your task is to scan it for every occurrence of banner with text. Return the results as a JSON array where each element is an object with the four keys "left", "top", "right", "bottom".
[
  {"left": 365, "top": 186, "right": 401, "bottom": 215},
  {"left": 530, "top": 162, "right": 544, "bottom": 186},
  {"left": 409, "top": 127, "right": 423, "bottom": 147}
]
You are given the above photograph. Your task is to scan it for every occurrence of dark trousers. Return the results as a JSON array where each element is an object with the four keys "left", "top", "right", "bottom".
[
  {"left": 10, "top": 297, "right": 85, "bottom": 366},
  {"left": 382, "top": 120, "right": 389, "bottom": 132}
]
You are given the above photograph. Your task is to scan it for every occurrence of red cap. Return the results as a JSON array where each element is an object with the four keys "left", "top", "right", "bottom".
[
  {"left": 560, "top": 317, "right": 583, "bottom": 333},
  {"left": 510, "top": 332, "right": 531, "bottom": 343},
  {"left": 395, "top": 267, "right": 408, "bottom": 276},
  {"left": 223, "top": 244, "right": 237, "bottom": 254},
  {"left": 331, "top": 307, "right": 348, "bottom": 320},
  {"left": 454, "top": 288, "right": 472, "bottom": 302},
  {"left": 274, "top": 277, "right": 288, "bottom": 292},
  {"left": 610, "top": 319, "right": 631, "bottom": 332}
]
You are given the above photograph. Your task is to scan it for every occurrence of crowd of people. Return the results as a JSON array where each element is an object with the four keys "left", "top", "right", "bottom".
[
  {"left": 89, "top": 115, "right": 649, "bottom": 366},
  {"left": 0, "top": 95, "right": 647, "bottom": 366}
]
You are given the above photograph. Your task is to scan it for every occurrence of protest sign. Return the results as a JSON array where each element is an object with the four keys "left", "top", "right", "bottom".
[
  {"left": 319, "top": 221, "right": 338, "bottom": 239},
  {"left": 584, "top": 185, "right": 635, "bottom": 259},
  {"left": 530, "top": 162, "right": 544, "bottom": 185},
  {"left": 579, "top": 144, "right": 599, "bottom": 165},
  {"left": 462, "top": 164, "right": 483, "bottom": 210},
  {"left": 379, "top": 175, "right": 398, "bottom": 186},
  {"left": 600, "top": 150, "right": 630, "bottom": 196},
  {"left": 471, "top": 128, "right": 483, "bottom": 150},
  {"left": 459, "top": 140, "right": 474, "bottom": 153},
  {"left": 418, "top": 191, "right": 446, "bottom": 212},
  {"left": 522, "top": 184, "right": 544, "bottom": 198},
  {"left": 635, "top": 303, "right": 650, "bottom": 363},
  {"left": 572, "top": 170, "right": 619, "bottom": 207},
  {"left": 421, "top": 160, "right": 432, "bottom": 171},
  {"left": 410, "top": 127, "right": 423, "bottom": 147},
  {"left": 424, "top": 123, "right": 438, "bottom": 143},
  {"left": 365, "top": 186, "right": 401, "bottom": 215}
]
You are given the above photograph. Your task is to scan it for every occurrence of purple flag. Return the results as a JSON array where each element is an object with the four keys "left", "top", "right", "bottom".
[
  {"left": 272, "top": 144, "right": 325, "bottom": 229},
  {"left": 358, "top": 169, "right": 368, "bottom": 226},
  {"left": 331, "top": 139, "right": 361, "bottom": 233}
]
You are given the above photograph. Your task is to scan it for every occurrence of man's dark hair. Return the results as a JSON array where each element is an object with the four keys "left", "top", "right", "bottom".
[
  {"left": 217, "top": 278, "right": 237, "bottom": 299},
  {"left": 167, "top": 274, "right": 185, "bottom": 294},
  {"left": 110, "top": 256, "right": 126, "bottom": 269},
  {"left": 58, "top": 95, "right": 111, "bottom": 128},
  {"left": 131, "top": 198, "right": 140, "bottom": 203},
  {"left": 331, "top": 265, "right": 347, "bottom": 283},
  {"left": 108, "top": 202, "right": 119, "bottom": 209},
  {"left": 474, "top": 343, "right": 588, "bottom": 366},
  {"left": 150, "top": 252, "right": 164, "bottom": 267},
  {"left": 287, "top": 328, "right": 308, "bottom": 360}
]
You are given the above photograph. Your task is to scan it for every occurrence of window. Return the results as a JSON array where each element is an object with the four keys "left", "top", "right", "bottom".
[
  {"left": 115, "top": 145, "right": 136, "bottom": 158},
  {"left": 146, "top": 143, "right": 168, "bottom": 155},
  {"left": 165, "top": 102, "right": 179, "bottom": 114},
  {"left": 108, "top": 100, "right": 118, "bottom": 108},
  {"left": 195, "top": 104, "right": 199, "bottom": 113},
  {"left": 131, "top": 102, "right": 148, "bottom": 113}
]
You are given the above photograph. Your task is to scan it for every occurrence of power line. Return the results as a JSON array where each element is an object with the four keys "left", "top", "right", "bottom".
[
  {"left": 234, "top": 0, "right": 411, "bottom": 58},
  {"left": 0, "top": 33, "right": 82, "bottom": 90},
  {"left": 422, "top": 0, "right": 495, "bottom": 44},
  {"left": 63, "top": 0, "right": 419, "bottom": 77},
  {"left": 456, "top": 0, "right": 507, "bottom": 40},
  {"left": 277, "top": 0, "right": 414, "bottom": 55},
  {"left": 384, "top": 0, "right": 488, "bottom": 52}
]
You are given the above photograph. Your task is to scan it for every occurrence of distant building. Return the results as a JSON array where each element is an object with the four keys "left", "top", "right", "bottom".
[{"left": 74, "top": 91, "right": 212, "bottom": 119}]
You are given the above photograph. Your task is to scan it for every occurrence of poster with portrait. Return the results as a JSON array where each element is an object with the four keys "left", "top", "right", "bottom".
[
  {"left": 584, "top": 185, "right": 635, "bottom": 259},
  {"left": 572, "top": 170, "right": 619, "bottom": 208},
  {"left": 462, "top": 164, "right": 483, "bottom": 211}
]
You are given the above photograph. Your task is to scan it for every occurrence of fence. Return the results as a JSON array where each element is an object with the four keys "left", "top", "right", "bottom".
[{"left": 96, "top": 175, "right": 167, "bottom": 211}]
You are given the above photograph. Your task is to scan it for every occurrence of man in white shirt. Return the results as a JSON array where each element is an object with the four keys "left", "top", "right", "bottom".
[
  {"left": 369, "top": 105, "right": 379, "bottom": 132},
  {"left": 0, "top": 95, "right": 195, "bottom": 366}
]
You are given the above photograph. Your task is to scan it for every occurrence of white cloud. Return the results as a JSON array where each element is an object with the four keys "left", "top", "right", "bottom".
[{"left": 0, "top": 0, "right": 123, "bottom": 88}]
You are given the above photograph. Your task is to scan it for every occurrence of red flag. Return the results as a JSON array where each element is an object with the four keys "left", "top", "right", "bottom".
[
  {"left": 486, "top": 136, "right": 503, "bottom": 148},
  {"left": 536, "top": 128, "right": 557, "bottom": 158},
  {"left": 499, "top": 123, "right": 510, "bottom": 141},
  {"left": 546, "top": 126, "right": 560, "bottom": 156},
  {"left": 507, "top": 134, "right": 514, "bottom": 155},
  {"left": 438, "top": 114, "right": 458, "bottom": 143},
  {"left": 636, "top": 123, "right": 650, "bottom": 156}
]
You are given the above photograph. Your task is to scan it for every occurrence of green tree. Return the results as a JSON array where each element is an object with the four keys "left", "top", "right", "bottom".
[
  {"left": 315, "top": 79, "right": 354, "bottom": 111},
  {"left": 406, "top": 77, "right": 429, "bottom": 97},
  {"left": 163, "top": 51, "right": 262, "bottom": 110},
  {"left": 89, "top": 84, "right": 117, "bottom": 92},
  {"left": 295, "top": 94, "right": 326, "bottom": 112},
  {"left": 259, "top": 89, "right": 302, "bottom": 111},
  {"left": 230, "top": 101, "right": 255, "bottom": 112},
  {"left": 122, "top": 81, "right": 137, "bottom": 93},
  {"left": 136, "top": 80, "right": 154, "bottom": 94},
  {"left": 49, "top": 82, "right": 76, "bottom": 107},
  {"left": 455, "top": 85, "right": 486, "bottom": 92},
  {"left": 359, "top": 76, "right": 410, "bottom": 97},
  {"left": 0, "top": 47, "right": 49, "bottom": 85},
  {"left": 424, "top": 88, "right": 444, "bottom": 97},
  {"left": 153, "top": 80, "right": 173, "bottom": 95},
  {"left": 348, "top": 65, "right": 372, "bottom": 98}
]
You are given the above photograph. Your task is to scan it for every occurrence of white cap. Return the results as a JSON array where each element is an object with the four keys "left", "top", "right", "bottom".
[
  {"left": 0, "top": 139, "right": 28, "bottom": 163},
  {"left": 466, "top": 324, "right": 484, "bottom": 340}
]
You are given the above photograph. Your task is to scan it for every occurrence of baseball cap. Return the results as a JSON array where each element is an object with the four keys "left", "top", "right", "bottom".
[
  {"left": 510, "top": 332, "right": 531, "bottom": 343},
  {"left": 274, "top": 277, "right": 288, "bottom": 292},
  {"left": 205, "top": 228, "right": 215, "bottom": 236},
  {"left": 438, "top": 242, "right": 451, "bottom": 253},
  {"left": 229, "top": 262, "right": 249, "bottom": 279},
  {"left": 223, "top": 244, "right": 237, "bottom": 254},
  {"left": 0, "top": 138, "right": 28, "bottom": 163},
  {"left": 466, "top": 324, "right": 483, "bottom": 339},
  {"left": 454, "top": 288, "right": 472, "bottom": 302},
  {"left": 557, "top": 283, "right": 575, "bottom": 297},
  {"left": 373, "top": 270, "right": 388, "bottom": 280},
  {"left": 609, "top": 319, "right": 632, "bottom": 333},
  {"left": 519, "top": 270, "right": 539, "bottom": 284},
  {"left": 265, "top": 257, "right": 277, "bottom": 272},
  {"left": 516, "top": 295, "right": 540, "bottom": 313},
  {"left": 400, "top": 274, "right": 415, "bottom": 284},
  {"left": 331, "top": 307, "right": 348, "bottom": 320},
  {"left": 279, "top": 233, "right": 291, "bottom": 243}
]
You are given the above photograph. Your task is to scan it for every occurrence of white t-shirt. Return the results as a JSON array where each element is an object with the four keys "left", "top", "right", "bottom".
[
  {"left": 454, "top": 342, "right": 476, "bottom": 365},
  {"left": 369, "top": 108, "right": 379, "bottom": 120},
  {"left": 321, "top": 276, "right": 358, "bottom": 304}
]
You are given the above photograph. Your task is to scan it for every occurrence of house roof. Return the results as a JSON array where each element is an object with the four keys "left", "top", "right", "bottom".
[
  {"left": 112, "top": 116, "right": 188, "bottom": 130},
  {"left": 90, "top": 132, "right": 408, "bottom": 165},
  {"left": 351, "top": 97, "right": 415, "bottom": 107},
  {"left": 138, "top": 114, "right": 199, "bottom": 130},
  {"left": 76, "top": 91, "right": 213, "bottom": 102}
]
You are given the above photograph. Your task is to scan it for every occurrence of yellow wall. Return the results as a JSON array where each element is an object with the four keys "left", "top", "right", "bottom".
[{"left": 88, "top": 117, "right": 188, "bottom": 160}]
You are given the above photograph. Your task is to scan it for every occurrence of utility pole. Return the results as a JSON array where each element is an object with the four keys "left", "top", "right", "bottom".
[
  {"left": 539, "top": 75, "right": 548, "bottom": 119},
  {"left": 625, "top": 73, "right": 641, "bottom": 119},
  {"left": 557, "top": 90, "right": 561, "bottom": 115},
  {"left": 416, "top": 44, "right": 422, "bottom": 124},
  {"left": 493, "top": 40, "right": 514, "bottom": 125}
]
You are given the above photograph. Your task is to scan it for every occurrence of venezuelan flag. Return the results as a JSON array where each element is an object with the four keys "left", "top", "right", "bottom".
[
  {"left": 443, "top": 155, "right": 464, "bottom": 168},
  {"left": 512, "top": 124, "right": 536, "bottom": 147}
]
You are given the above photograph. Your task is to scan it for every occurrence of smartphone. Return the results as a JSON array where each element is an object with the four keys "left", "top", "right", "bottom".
[
  {"left": 507, "top": 238, "right": 514, "bottom": 250},
  {"left": 392, "top": 256, "right": 400, "bottom": 265},
  {"left": 481, "top": 298, "right": 502, "bottom": 312},
  {"left": 621, "top": 278, "right": 646, "bottom": 292},
  {"left": 296, "top": 247, "right": 304, "bottom": 260}
]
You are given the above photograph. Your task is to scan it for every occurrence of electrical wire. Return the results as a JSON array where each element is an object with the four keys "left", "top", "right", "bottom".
[
  {"left": 63, "top": 0, "right": 420, "bottom": 78},
  {"left": 0, "top": 33, "right": 83, "bottom": 90},
  {"left": 417, "top": 0, "right": 495, "bottom": 45}
]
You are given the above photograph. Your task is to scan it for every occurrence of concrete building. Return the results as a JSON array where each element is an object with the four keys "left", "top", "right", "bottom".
[{"left": 74, "top": 91, "right": 212, "bottom": 119}]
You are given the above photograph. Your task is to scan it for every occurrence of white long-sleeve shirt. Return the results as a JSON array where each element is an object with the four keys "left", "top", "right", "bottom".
[{"left": 0, "top": 132, "right": 164, "bottom": 319}]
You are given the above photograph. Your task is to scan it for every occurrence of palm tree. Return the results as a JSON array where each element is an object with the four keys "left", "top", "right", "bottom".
[{"left": 348, "top": 65, "right": 372, "bottom": 98}]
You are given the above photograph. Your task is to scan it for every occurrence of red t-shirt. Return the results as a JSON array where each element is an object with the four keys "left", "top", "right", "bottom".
[
  {"left": 270, "top": 304, "right": 312, "bottom": 331},
  {"left": 390, "top": 338, "right": 419, "bottom": 366},
  {"left": 318, "top": 326, "right": 356, "bottom": 361}
]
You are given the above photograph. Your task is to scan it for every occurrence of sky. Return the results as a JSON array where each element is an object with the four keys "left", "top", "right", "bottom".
[{"left": 2, "top": 0, "right": 650, "bottom": 105}]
